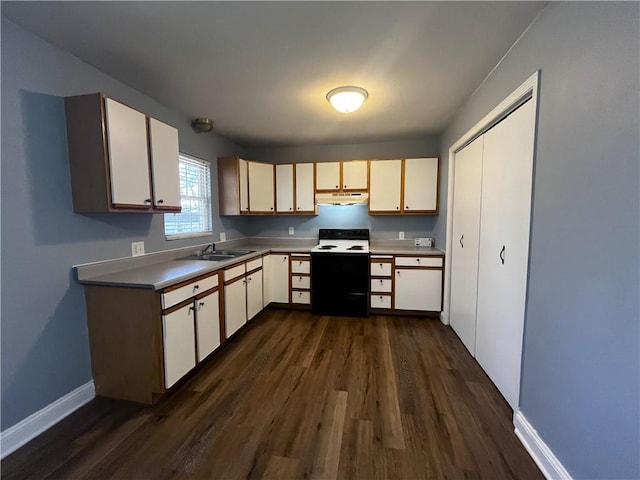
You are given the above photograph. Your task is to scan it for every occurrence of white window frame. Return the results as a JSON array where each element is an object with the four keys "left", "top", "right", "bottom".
[{"left": 164, "top": 153, "right": 213, "bottom": 240}]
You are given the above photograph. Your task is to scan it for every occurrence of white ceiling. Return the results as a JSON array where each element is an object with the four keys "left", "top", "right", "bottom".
[{"left": 2, "top": 1, "right": 546, "bottom": 146}]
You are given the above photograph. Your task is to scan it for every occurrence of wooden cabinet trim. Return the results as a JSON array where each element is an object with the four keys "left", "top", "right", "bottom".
[{"left": 224, "top": 273, "right": 247, "bottom": 287}]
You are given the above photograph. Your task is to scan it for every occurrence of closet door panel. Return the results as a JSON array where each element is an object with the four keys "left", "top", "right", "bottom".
[
  {"left": 449, "top": 136, "right": 483, "bottom": 356},
  {"left": 475, "top": 99, "right": 536, "bottom": 410}
]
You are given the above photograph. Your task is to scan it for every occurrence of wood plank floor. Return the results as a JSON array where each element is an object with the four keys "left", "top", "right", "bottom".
[{"left": 2, "top": 310, "right": 543, "bottom": 480}]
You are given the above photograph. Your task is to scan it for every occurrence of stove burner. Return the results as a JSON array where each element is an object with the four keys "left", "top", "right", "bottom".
[
  {"left": 347, "top": 245, "right": 364, "bottom": 250},
  {"left": 318, "top": 245, "right": 337, "bottom": 250}
]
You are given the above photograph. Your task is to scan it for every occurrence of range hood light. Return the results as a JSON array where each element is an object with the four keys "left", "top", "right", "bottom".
[{"left": 315, "top": 192, "right": 369, "bottom": 205}]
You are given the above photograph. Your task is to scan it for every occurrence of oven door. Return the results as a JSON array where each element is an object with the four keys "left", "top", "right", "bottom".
[{"left": 311, "top": 253, "right": 370, "bottom": 317}]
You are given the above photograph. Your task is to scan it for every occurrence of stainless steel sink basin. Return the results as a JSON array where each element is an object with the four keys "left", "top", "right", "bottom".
[{"left": 184, "top": 249, "right": 255, "bottom": 262}]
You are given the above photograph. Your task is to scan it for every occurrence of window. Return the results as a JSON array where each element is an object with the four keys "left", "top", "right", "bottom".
[{"left": 164, "top": 154, "right": 212, "bottom": 239}]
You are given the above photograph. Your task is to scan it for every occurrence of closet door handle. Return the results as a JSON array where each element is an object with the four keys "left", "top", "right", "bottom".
[
  {"left": 460, "top": 235, "right": 464, "bottom": 248},
  {"left": 499, "top": 245, "right": 505, "bottom": 264}
]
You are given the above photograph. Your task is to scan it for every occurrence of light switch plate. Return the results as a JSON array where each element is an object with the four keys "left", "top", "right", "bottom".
[
  {"left": 289, "top": 227, "right": 295, "bottom": 236},
  {"left": 219, "top": 232, "right": 226, "bottom": 242},
  {"left": 131, "top": 241, "right": 145, "bottom": 257},
  {"left": 399, "top": 231, "right": 405, "bottom": 240}
]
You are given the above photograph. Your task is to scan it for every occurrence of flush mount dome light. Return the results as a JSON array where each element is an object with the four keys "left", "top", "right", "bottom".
[
  {"left": 326, "top": 86, "right": 368, "bottom": 113},
  {"left": 192, "top": 117, "right": 214, "bottom": 133}
]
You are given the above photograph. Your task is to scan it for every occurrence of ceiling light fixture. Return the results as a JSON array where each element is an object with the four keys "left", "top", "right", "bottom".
[
  {"left": 326, "top": 86, "right": 368, "bottom": 113},
  {"left": 191, "top": 117, "right": 214, "bottom": 133}
]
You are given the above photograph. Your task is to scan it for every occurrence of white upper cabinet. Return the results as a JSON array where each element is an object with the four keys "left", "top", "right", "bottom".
[
  {"left": 295, "top": 163, "right": 315, "bottom": 213},
  {"left": 239, "top": 158, "right": 249, "bottom": 213},
  {"left": 341, "top": 160, "right": 368, "bottom": 191},
  {"left": 248, "top": 161, "right": 275, "bottom": 213},
  {"left": 315, "top": 162, "right": 341, "bottom": 191},
  {"left": 369, "top": 159, "right": 402, "bottom": 212},
  {"left": 148, "top": 117, "right": 181, "bottom": 209},
  {"left": 104, "top": 98, "right": 151, "bottom": 207},
  {"left": 403, "top": 157, "right": 439, "bottom": 213},
  {"left": 65, "top": 93, "right": 181, "bottom": 213},
  {"left": 275, "top": 164, "right": 294, "bottom": 213}
]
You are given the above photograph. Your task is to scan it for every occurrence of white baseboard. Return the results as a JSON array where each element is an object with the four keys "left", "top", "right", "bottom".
[
  {"left": 514, "top": 410, "right": 572, "bottom": 480},
  {"left": 0, "top": 381, "right": 95, "bottom": 459}
]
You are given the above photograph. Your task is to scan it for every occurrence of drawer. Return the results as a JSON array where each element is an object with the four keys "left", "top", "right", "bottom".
[
  {"left": 246, "top": 257, "right": 263, "bottom": 272},
  {"left": 162, "top": 274, "right": 218, "bottom": 309},
  {"left": 291, "top": 275, "right": 311, "bottom": 289},
  {"left": 394, "top": 256, "right": 443, "bottom": 268},
  {"left": 224, "top": 263, "right": 246, "bottom": 282},
  {"left": 291, "top": 259, "right": 311, "bottom": 274},
  {"left": 371, "top": 294, "right": 392, "bottom": 309},
  {"left": 291, "top": 290, "right": 311, "bottom": 304},
  {"left": 371, "top": 278, "right": 392, "bottom": 293},
  {"left": 370, "top": 261, "right": 392, "bottom": 276}
]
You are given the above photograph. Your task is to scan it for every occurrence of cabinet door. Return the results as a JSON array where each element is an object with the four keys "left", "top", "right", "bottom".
[
  {"left": 162, "top": 303, "right": 196, "bottom": 388},
  {"left": 342, "top": 160, "right": 368, "bottom": 191},
  {"left": 196, "top": 290, "right": 220, "bottom": 362},
  {"left": 315, "top": 162, "right": 341, "bottom": 191},
  {"left": 104, "top": 98, "right": 151, "bottom": 207},
  {"left": 295, "top": 163, "right": 315, "bottom": 213},
  {"left": 394, "top": 268, "right": 442, "bottom": 311},
  {"left": 275, "top": 164, "right": 294, "bottom": 213},
  {"left": 403, "top": 158, "right": 438, "bottom": 212},
  {"left": 148, "top": 118, "right": 181, "bottom": 209},
  {"left": 449, "top": 137, "right": 483, "bottom": 356},
  {"left": 248, "top": 161, "right": 275, "bottom": 213},
  {"left": 266, "top": 254, "right": 290, "bottom": 304},
  {"left": 475, "top": 99, "right": 535, "bottom": 410},
  {"left": 369, "top": 160, "right": 402, "bottom": 213},
  {"left": 239, "top": 158, "right": 249, "bottom": 213},
  {"left": 225, "top": 278, "right": 247, "bottom": 338},
  {"left": 246, "top": 270, "right": 264, "bottom": 320}
]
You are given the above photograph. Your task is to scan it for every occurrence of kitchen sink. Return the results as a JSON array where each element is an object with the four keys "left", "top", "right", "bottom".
[{"left": 184, "top": 249, "right": 255, "bottom": 262}]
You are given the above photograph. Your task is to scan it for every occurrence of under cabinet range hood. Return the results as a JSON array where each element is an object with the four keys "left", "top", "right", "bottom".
[{"left": 315, "top": 192, "right": 369, "bottom": 205}]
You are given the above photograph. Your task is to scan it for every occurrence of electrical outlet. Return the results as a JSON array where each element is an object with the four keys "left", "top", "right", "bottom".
[
  {"left": 131, "top": 241, "right": 145, "bottom": 257},
  {"left": 219, "top": 232, "right": 226, "bottom": 242},
  {"left": 288, "top": 227, "right": 295, "bottom": 236},
  {"left": 399, "top": 231, "right": 405, "bottom": 240}
]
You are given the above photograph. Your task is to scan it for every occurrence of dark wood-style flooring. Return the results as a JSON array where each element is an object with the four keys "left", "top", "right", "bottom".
[{"left": 2, "top": 310, "right": 543, "bottom": 479}]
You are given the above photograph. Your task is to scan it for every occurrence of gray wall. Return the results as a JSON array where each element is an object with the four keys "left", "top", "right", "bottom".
[
  {"left": 0, "top": 19, "right": 246, "bottom": 430},
  {"left": 237, "top": 137, "right": 444, "bottom": 242},
  {"left": 440, "top": 3, "right": 639, "bottom": 478}
]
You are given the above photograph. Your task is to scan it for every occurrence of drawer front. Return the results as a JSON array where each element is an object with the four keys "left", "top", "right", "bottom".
[
  {"left": 291, "top": 259, "right": 311, "bottom": 274},
  {"left": 291, "top": 290, "right": 311, "bottom": 304},
  {"left": 395, "top": 256, "right": 443, "bottom": 268},
  {"left": 371, "top": 294, "right": 392, "bottom": 309},
  {"left": 224, "top": 263, "right": 246, "bottom": 282},
  {"left": 246, "top": 257, "right": 263, "bottom": 272},
  {"left": 292, "top": 275, "right": 311, "bottom": 289},
  {"left": 162, "top": 274, "right": 218, "bottom": 309},
  {"left": 371, "top": 278, "right": 392, "bottom": 293},
  {"left": 370, "top": 261, "right": 392, "bottom": 277}
]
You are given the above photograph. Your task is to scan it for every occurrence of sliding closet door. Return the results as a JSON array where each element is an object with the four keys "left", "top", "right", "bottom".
[
  {"left": 475, "top": 99, "right": 536, "bottom": 410},
  {"left": 449, "top": 136, "right": 484, "bottom": 355}
]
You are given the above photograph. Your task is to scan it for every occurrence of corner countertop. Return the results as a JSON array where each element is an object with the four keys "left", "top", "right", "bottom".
[{"left": 74, "top": 240, "right": 444, "bottom": 291}]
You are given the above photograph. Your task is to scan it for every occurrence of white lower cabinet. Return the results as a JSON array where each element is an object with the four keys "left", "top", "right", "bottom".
[
  {"left": 196, "top": 290, "right": 220, "bottom": 362},
  {"left": 263, "top": 254, "right": 290, "bottom": 305},
  {"left": 246, "top": 269, "right": 263, "bottom": 320},
  {"left": 162, "top": 304, "right": 196, "bottom": 388},
  {"left": 394, "top": 268, "right": 442, "bottom": 312},
  {"left": 225, "top": 277, "right": 247, "bottom": 338}
]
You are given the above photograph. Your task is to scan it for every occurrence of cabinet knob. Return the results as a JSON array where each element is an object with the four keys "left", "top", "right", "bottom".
[
  {"left": 157, "top": 199, "right": 164, "bottom": 204},
  {"left": 344, "top": 184, "right": 347, "bottom": 188},
  {"left": 270, "top": 207, "right": 273, "bottom": 210},
  {"left": 405, "top": 206, "right": 409, "bottom": 209},
  {"left": 289, "top": 207, "right": 292, "bottom": 210},
  {"left": 193, "top": 285, "right": 200, "bottom": 289},
  {"left": 379, "top": 279, "right": 383, "bottom": 284},
  {"left": 248, "top": 277, "right": 252, "bottom": 282},
  {"left": 242, "top": 279, "right": 247, "bottom": 284},
  {"left": 297, "top": 207, "right": 300, "bottom": 210},
  {"left": 380, "top": 296, "right": 383, "bottom": 300},
  {"left": 396, "top": 206, "right": 399, "bottom": 210},
  {"left": 144, "top": 198, "right": 151, "bottom": 204},
  {"left": 416, "top": 258, "right": 420, "bottom": 263},
  {"left": 335, "top": 185, "right": 339, "bottom": 188},
  {"left": 199, "top": 302, "right": 205, "bottom": 307},
  {"left": 189, "top": 306, "right": 195, "bottom": 312},
  {"left": 379, "top": 263, "right": 383, "bottom": 267},
  {"left": 282, "top": 257, "right": 287, "bottom": 261}
]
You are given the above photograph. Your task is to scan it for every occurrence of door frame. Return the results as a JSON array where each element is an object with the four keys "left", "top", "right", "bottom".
[{"left": 441, "top": 70, "right": 540, "bottom": 326}]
